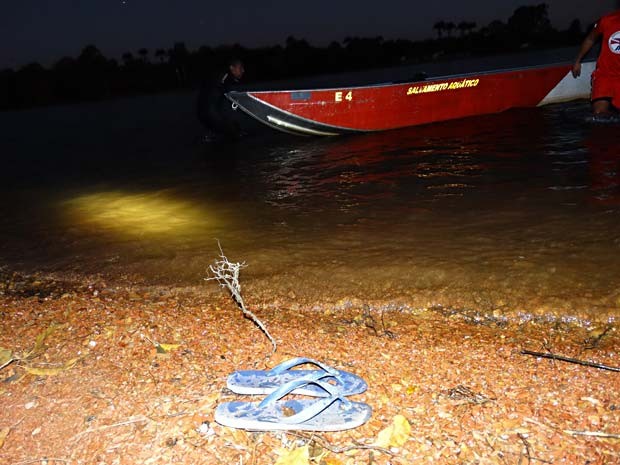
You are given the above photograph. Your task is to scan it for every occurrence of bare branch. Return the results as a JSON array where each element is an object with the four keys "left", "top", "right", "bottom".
[
  {"left": 206, "top": 243, "right": 277, "bottom": 354},
  {"left": 521, "top": 349, "right": 620, "bottom": 372}
]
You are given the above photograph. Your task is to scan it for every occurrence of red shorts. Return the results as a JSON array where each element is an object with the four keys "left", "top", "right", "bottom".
[{"left": 591, "top": 73, "right": 620, "bottom": 107}]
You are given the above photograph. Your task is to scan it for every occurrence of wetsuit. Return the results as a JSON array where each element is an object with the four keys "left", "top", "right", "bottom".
[
  {"left": 591, "top": 10, "right": 620, "bottom": 108},
  {"left": 196, "top": 71, "right": 242, "bottom": 137}
]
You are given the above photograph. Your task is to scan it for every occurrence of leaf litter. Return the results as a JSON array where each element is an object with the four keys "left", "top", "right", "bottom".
[
  {"left": 1, "top": 323, "right": 81, "bottom": 378},
  {"left": 0, "top": 257, "right": 618, "bottom": 464}
]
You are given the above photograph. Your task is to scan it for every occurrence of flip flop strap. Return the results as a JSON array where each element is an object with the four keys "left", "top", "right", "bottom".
[
  {"left": 258, "top": 374, "right": 339, "bottom": 408},
  {"left": 268, "top": 357, "right": 340, "bottom": 376},
  {"left": 281, "top": 394, "right": 348, "bottom": 424},
  {"left": 257, "top": 376, "right": 349, "bottom": 425}
]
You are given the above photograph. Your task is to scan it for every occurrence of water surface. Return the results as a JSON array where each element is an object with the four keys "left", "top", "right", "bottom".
[{"left": 1, "top": 93, "right": 619, "bottom": 323}]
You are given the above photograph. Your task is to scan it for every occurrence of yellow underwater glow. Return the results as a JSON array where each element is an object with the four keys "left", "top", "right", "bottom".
[{"left": 63, "top": 191, "right": 217, "bottom": 237}]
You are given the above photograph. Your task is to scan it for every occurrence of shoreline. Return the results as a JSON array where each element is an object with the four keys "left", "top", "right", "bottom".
[
  {"left": 1, "top": 266, "right": 617, "bottom": 327},
  {"left": 1, "top": 281, "right": 618, "bottom": 464}
]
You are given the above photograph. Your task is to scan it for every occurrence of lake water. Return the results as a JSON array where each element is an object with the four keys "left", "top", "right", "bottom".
[{"left": 1, "top": 91, "right": 619, "bottom": 324}]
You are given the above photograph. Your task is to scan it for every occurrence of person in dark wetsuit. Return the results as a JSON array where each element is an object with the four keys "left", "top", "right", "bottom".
[{"left": 196, "top": 58, "right": 245, "bottom": 139}]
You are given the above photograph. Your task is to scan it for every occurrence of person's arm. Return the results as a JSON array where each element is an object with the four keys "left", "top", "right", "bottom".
[{"left": 573, "top": 26, "right": 602, "bottom": 77}]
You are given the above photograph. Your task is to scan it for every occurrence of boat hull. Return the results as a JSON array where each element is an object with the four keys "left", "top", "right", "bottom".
[{"left": 227, "top": 62, "right": 595, "bottom": 136}]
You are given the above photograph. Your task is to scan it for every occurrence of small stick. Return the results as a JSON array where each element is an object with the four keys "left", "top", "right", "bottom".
[
  {"left": 517, "top": 432, "right": 553, "bottom": 465},
  {"left": 525, "top": 418, "right": 620, "bottom": 440},
  {"left": 521, "top": 350, "right": 620, "bottom": 372},
  {"left": 524, "top": 418, "right": 562, "bottom": 431},
  {"left": 527, "top": 456, "right": 552, "bottom": 464},
  {"left": 0, "top": 357, "right": 15, "bottom": 371},
  {"left": 70, "top": 416, "right": 149, "bottom": 443},
  {"left": 563, "top": 430, "right": 620, "bottom": 439},
  {"left": 11, "top": 459, "right": 71, "bottom": 465}
]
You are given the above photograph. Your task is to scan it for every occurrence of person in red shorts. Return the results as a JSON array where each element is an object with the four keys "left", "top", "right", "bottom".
[{"left": 573, "top": 6, "right": 620, "bottom": 115}]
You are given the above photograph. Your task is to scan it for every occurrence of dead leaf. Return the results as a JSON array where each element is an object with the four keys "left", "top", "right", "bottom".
[
  {"left": 374, "top": 414, "right": 411, "bottom": 448},
  {"left": 22, "top": 324, "right": 57, "bottom": 360},
  {"left": 274, "top": 445, "right": 310, "bottom": 465},
  {"left": 225, "top": 428, "right": 252, "bottom": 449},
  {"left": 0, "top": 348, "right": 13, "bottom": 369},
  {"left": 322, "top": 456, "right": 345, "bottom": 465},
  {"left": 156, "top": 343, "right": 180, "bottom": 353},
  {"left": 143, "top": 335, "right": 180, "bottom": 353},
  {"left": 0, "top": 427, "right": 9, "bottom": 449},
  {"left": 24, "top": 357, "right": 80, "bottom": 376}
]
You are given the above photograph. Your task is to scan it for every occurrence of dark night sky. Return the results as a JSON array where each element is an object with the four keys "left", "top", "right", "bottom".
[{"left": 0, "top": 1, "right": 615, "bottom": 69}]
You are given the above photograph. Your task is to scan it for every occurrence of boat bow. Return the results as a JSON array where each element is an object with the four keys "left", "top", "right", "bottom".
[{"left": 227, "top": 91, "right": 363, "bottom": 136}]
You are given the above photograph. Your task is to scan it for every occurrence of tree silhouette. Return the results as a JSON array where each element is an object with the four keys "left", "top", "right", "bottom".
[
  {"left": 78, "top": 45, "right": 107, "bottom": 67},
  {"left": 52, "top": 56, "right": 79, "bottom": 101},
  {"left": 458, "top": 21, "right": 467, "bottom": 36},
  {"left": 138, "top": 48, "right": 149, "bottom": 63},
  {"left": 168, "top": 42, "right": 189, "bottom": 84},
  {"left": 445, "top": 22, "right": 456, "bottom": 37},
  {"left": 458, "top": 21, "right": 477, "bottom": 35},
  {"left": 75, "top": 45, "right": 114, "bottom": 99},
  {"left": 433, "top": 21, "right": 446, "bottom": 38},
  {"left": 155, "top": 48, "right": 167, "bottom": 63},
  {"left": 122, "top": 52, "right": 134, "bottom": 65},
  {"left": 486, "top": 20, "right": 507, "bottom": 36},
  {"left": 508, "top": 3, "right": 553, "bottom": 41},
  {"left": 10, "top": 62, "right": 54, "bottom": 107},
  {"left": 285, "top": 36, "right": 310, "bottom": 50},
  {"left": 0, "top": 69, "right": 13, "bottom": 108}
]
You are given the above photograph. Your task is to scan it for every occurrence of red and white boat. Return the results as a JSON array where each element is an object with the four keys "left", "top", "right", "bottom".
[{"left": 226, "top": 61, "right": 595, "bottom": 136}]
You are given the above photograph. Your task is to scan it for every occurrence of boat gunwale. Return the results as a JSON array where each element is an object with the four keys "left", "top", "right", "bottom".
[{"left": 232, "top": 59, "right": 595, "bottom": 96}]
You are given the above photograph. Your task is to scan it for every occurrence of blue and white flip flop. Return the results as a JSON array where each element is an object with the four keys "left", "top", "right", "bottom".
[
  {"left": 215, "top": 375, "right": 372, "bottom": 431},
  {"left": 226, "top": 357, "right": 367, "bottom": 397}
]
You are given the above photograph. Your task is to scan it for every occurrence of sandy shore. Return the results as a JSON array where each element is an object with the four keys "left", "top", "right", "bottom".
[{"left": 0, "top": 280, "right": 619, "bottom": 465}]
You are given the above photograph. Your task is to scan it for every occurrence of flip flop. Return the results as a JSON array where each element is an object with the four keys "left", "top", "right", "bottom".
[
  {"left": 215, "top": 376, "right": 372, "bottom": 431},
  {"left": 226, "top": 357, "right": 367, "bottom": 397}
]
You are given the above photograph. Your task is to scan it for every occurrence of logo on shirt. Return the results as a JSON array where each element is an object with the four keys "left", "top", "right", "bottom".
[{"left": 609, "top": 31, "right": 620, "bottom": 54}]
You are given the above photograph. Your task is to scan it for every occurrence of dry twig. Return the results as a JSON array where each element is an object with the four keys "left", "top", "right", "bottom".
[
  {"left": 524, "top": 418, "right": 620, "bottom": 440},
  {"left": 442, "top": 385, "right": 494, "bottom": 405},
  {"left": 206, "top": 244, "right": 277, "bottom": 354},
  {"left": 521, "top": 349, "right": 620, "bottom": 372},
  {"left": 562, "top": 430, "right": 620, "bottom": 439},
  {"left": 362, "top": 306, "right": 396, "bottom": 339},
  {"left": 70, "top": 415, "right": 150, "bottom": 443},
  {"left": 516, "top": 432, "right": 552, "bottom": 465},
  {"left": 11, "top": 459, "right": 71, "bottom": 465}
]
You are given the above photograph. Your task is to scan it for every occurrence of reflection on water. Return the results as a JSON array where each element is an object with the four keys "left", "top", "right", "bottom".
[
  {"left": 587, "top": 125, "right": 620, "bottom": 206},
  {"left": 63, "top": 191, "right": 220, "bottom": 237},
  {"left": 0, "top": 94, "right": 619, "bottom": 323}
]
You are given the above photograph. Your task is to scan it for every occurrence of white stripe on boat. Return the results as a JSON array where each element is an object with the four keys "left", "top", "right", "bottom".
[{"left": 266, "top": 115, "right": 340, "bottom": 136}]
